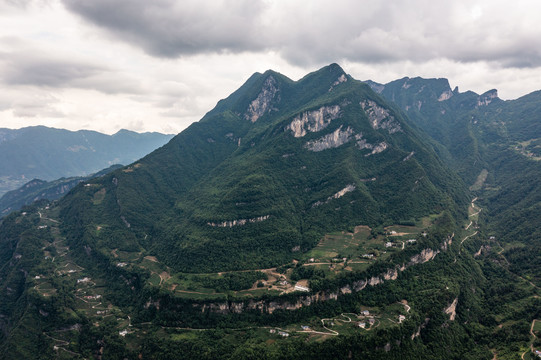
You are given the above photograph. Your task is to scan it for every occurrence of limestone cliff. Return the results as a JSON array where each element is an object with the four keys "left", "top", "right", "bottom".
[
  {"left": 244, "top": 76, "right": 280, "bottom": 122},
  {"left": 286, "top": 105, "right": 342, "bottom": 138}
]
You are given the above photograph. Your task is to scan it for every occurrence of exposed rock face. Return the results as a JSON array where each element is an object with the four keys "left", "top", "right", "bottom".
[
  {"left": 331, "top": 184, "right": 356, "bottom": 200},
  {"left": 444, "top": 297, "right": 458, "bottom": 320},
  {"left": 383, "top": 268, "right": 399, "bottom": 280},
  {"left": 477, "top": 89, "right": 498, "bottom": 107},
  {"left": 196, "top": 241, "right": 450, "bottom": 315},
  {"left": 360, "top": 100, "right": 402, "bottom": 134},
  {"left": 287, "top": 105, "right": 342, "bottom": 138},
  {"left": 403, "top": 151, "right": 415, "bottom": 161},
  {"left": 355, "top": 134, "right": 389, "bottom": 156},
  {"left": 441, "top": 234, "right": 453, "bottom": 251},
  {"left": 312, "top": 184, "right": 356, "bottom": 207},
  {"left": 207, "top": 215, "right": 270, "bottom": 228},
  {"left": 353, "top": 279, "right": 367, "bottom": 291},
  {"left": 355, "top": 134, "right": 371, "bottom": 150},
  {"left": 409, "top": 248, "right": 439, "bottom": 265},
  {"left": 305, "top": 125, "right": 354, "bottom": 152},
  {"left": 364, "top": 80, "right": 385, "bottom": 93},
  {"left": 364, "top": 142, "right": 388, "bottom": 157},
  {"left": 438, "top": 90, "right": 453, "bottom": 101},
  {"left": 245, "top": 76, "right": 279, "bottom": 122},
  {"left": 329, "top": 74, "right": 348, "bottom": 92}
]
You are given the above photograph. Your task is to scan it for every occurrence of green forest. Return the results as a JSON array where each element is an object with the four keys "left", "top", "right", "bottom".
[{"left": 0, "top": 64, "right": 540, "bottom": 359}]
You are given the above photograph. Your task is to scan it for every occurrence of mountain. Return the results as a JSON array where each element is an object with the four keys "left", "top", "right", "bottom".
[
  {"left": 0, "top": 164, "right": 123, "bottom": 217},
  {"left": 0, "top": 127, "right": 174, "bottom": 197},
  {"left": 0, "top": 65, "right": 539, "bottom": 359},
  {"left": 367, "top": 76, "right": 541, "bottom": 287},
  {"left": 59, "top": 63, "right": 467, "bottom": 272}
]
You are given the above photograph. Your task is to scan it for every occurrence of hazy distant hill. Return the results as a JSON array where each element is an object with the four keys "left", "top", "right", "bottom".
[
  {"left": 0, "top": 164, "right": 123, "bottom": 217},
  {"left": 0, "top": 127, "right": 173, "bottom": 196}
]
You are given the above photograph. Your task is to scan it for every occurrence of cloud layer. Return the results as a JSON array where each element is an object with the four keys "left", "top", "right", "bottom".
[
  {"left": 1, "top": 0, "right": 541, "bottom": 134},
  {"left": 63, "top": 0, "right": 541, "bottom": 68}
]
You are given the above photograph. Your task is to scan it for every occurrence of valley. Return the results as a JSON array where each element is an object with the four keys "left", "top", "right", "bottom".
[{"left": 11, "top": 197, "right": 492, "bottom": 356}]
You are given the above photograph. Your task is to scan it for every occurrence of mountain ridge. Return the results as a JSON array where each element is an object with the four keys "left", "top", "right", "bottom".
[
  {"left": 56, "top": 64, "right": 467, "bottom": 272},
  {"left": 0, "top": 126, "right": 174, "bottom": 197},
  {"left": 2, "top": 64, "right": 540, "bottom": 359}
]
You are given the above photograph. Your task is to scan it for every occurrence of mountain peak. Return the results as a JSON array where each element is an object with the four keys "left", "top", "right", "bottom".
[
  {"left": 325, "top": 62, "right": 346, "bottom": 74},
  {"left": 477, "top": 89, "right": 500, "bottom": 106}
]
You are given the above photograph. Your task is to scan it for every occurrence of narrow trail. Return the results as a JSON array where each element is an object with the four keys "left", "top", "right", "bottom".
[
  {"left": 319, "top": 319, "right": 340, "bottom": 336},
  {"left": 469, "top": 197, "right": 481, "bottom": 218},
  {"left": 38, "top": 211, "right": 59, "bottom": 223},
  {"left": 459, "top": 231, "right": 478, "bottom": 255},
  {"left": 461, "top": 231, "right": 478, "bottom": 246},
  {"left": 521, "top": 320, "right": 538, "bottom": 359},
  {"left": 400, "top": 301, "right": 411, "bottom": 313},
  {"left": 43, "top": 332, "right": 86, "bottom": 359}
]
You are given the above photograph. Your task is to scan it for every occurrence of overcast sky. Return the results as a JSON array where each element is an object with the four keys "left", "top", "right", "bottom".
[{"left": 1, "top": 0, "right": 540, "bottom": 135}]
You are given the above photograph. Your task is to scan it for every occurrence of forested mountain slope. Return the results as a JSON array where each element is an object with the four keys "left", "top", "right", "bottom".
[
  {"left": 368, "top": 77, "right": 541, "bottom": 287},
  {"left": 59, "top": 63, "right": 467, "bottom": 272},
  {"left": 0, "top": 65, "right": 539, "bottom": 359}
]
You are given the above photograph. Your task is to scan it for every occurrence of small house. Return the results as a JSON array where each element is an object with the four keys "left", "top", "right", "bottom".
[{"left": 357, "top": 322, "right": 366, "bottom": 328}]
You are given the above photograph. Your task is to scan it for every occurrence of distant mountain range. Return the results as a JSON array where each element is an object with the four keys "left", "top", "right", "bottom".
[{"left": 0, "top": 126, "right": 174, "bottom": 197}]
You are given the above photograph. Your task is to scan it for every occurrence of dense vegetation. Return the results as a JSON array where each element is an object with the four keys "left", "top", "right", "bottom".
[
  {"left": 57, "top": 64, "right": 467, "bottom": 274},
  {"left": 0, "top": 64, "right": 540, "bottom": 359},
  {"left": 370, "top": 77, "right": 541, "bottom": 287}
]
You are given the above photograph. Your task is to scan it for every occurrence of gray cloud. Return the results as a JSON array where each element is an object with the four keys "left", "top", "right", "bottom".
[
  {"left": 2, "top": 55, "right": 102, "bottom": 86},
  {"left": 0, "top": 49, "right": 144, "bottom": 94},
  {"left": 0, "top": 89, "right": 65, "bottom": 118},
  {"left": 62, "top": 0, "right": 268, "bottom": 57},
  {"left": 61, "top": 0, "right": 541, "bottom": 69}
]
